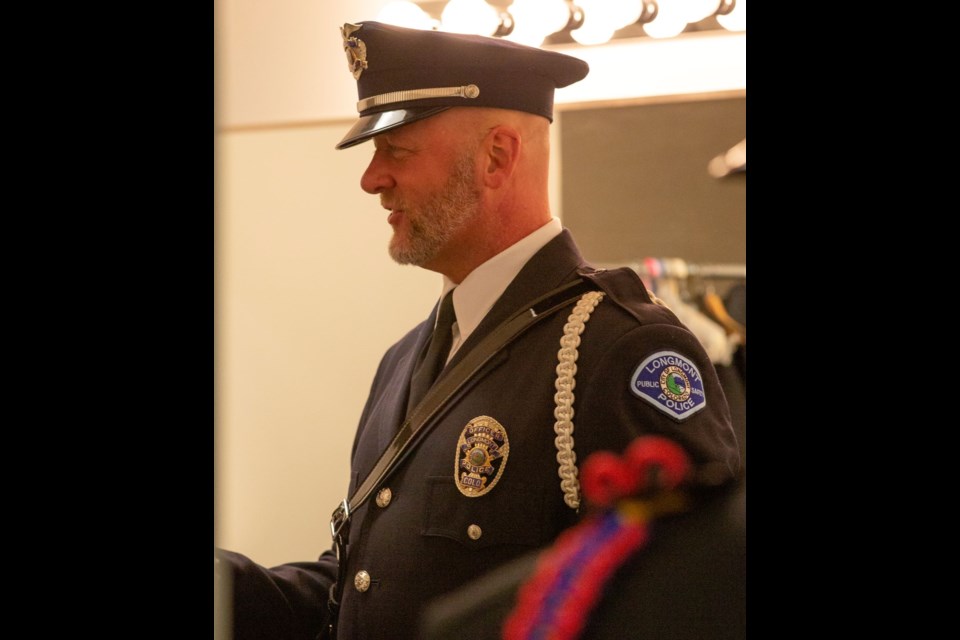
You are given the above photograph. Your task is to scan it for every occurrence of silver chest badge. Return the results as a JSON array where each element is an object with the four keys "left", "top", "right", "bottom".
[{"left": 455, "top": 415, "right": 509, "bottom": 498}]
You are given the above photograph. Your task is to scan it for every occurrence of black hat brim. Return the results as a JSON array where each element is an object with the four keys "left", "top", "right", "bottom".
[{"left": 335, "top": 106, "right": 452, "bottom": 150}]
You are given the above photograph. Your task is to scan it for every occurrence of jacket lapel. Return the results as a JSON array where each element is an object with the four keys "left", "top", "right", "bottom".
[
  {"left": 374, "top": 306, "right": 439, "bottom": 451},
  {"left": 445, "top": 229, "right": 586, "bottom": 373}
]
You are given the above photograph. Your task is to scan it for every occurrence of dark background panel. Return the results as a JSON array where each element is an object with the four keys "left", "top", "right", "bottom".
[{"left": 559, "top": 95, "right": 746, "bottom": 267}]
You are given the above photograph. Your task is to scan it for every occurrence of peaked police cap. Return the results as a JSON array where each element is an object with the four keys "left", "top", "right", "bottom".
[{"left": 335, "top": 21, "right": 590, "bottom": 149}]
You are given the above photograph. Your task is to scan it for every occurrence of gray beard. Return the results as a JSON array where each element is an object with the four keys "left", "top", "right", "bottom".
[{"left": 388, "top": 154, "right": 482, "bottom": 267}]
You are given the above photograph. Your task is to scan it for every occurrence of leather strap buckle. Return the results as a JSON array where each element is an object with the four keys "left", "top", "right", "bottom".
[{"left": 330, "top": 499, "right": 350, "bottom": 541}]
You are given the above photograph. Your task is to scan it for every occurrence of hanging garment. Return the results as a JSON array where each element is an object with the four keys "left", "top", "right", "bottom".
[
  {"left": 655, "top": 279, "right": 739, "bottom": 366},
  {"left": 723, "top": 283, "right": 746, "bottom": 389}
]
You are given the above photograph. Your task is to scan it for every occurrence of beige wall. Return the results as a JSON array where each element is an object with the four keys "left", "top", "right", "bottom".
[
  {"left": 215, "top": 122, "right": 442, "bottom": 566},
  {"left": 214, "top": 0, "right": 745, "bottom": 571}
]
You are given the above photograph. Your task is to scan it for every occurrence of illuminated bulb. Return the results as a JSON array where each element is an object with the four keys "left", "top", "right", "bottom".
[
  {"left": 512, "top": 0, "right": 571, "bottom": 37},
  {"left": 503, "top": 22, "right": 551, "bottom": 47},
  {"left": 642, "top": 0, "right": 689, "bottom": 38},
  {"left": 571, "top": 0, "right": 637, "bottom": 46},
  {"left": 504, "top": 0, "right": 570, "bottom": 47},
  {"left": 376, "top": 1, "right": 437, "bottom": 30},
  {"left": 717, "top": 0, "right": 745, "bottom": 31},
  {"left": 582, "top": 0, "right": 644, "bottom": 31},
  {"left": 610, "top": 1, "right": 645, "bottom": 29},
  {"left": 441, "top": 0, "right": 501, "bottom": 36},
  {"left": 576, "top": 0, "right": 644, "bottom": 32},
  {"left": 570, "top": 22, "right": 615, "bottom": 46},
  {"left": 678, "top": 0, "right": 722, "bottom": 25}
]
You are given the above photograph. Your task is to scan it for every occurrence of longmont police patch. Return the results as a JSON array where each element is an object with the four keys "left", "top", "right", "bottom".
[
  {"left": 629, "top": 350, "right": 707, "bottom": 421},
  {"left": 455, "top": 416, "right": 509, "bottom": 498}
]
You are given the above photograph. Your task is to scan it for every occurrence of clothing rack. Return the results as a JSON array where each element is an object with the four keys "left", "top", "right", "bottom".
[{"left": 598, "top": 258, "right": 746, "bottom": 281}]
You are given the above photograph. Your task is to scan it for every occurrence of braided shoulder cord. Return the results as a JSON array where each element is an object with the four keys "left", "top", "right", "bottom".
[{"left": 553, "top": 290, "right": 605, "bottom": 510}]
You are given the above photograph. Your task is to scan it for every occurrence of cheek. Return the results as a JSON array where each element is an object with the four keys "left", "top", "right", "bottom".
[{"left": 400, "top": 164, "right": 446, "bottom": 197}]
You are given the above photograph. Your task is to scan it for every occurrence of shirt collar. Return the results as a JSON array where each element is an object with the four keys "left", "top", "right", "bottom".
[{"left": 441, "top": 217, "right": 563, "bottom": 358}]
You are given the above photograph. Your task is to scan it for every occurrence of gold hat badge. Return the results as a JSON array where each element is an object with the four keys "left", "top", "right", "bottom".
[{"left": 341, "top": 23, "right": 368, "bottom": 80}]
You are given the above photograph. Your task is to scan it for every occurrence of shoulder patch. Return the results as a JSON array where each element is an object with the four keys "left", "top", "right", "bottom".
[{"left": 629, "top": 350, "right": 707, "bottom": 421}]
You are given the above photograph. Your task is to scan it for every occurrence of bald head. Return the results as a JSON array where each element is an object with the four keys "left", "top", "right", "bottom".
[{"left": 452, "top": 107, "right": 550, "bottom": 161}]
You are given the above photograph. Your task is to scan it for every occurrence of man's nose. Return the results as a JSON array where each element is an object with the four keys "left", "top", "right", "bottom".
[{"left": 360, "top": 154, "right": 395, "bottom": 194}]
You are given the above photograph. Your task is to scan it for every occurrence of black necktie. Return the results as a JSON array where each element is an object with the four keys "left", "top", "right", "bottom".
[{"left": 407, "top": 290, "right": 456, "bottom": 414}]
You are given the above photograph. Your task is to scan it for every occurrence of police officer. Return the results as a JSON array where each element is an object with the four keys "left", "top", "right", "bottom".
[{"left": 216, "top": 20, "right": 740, "bottom": 640}]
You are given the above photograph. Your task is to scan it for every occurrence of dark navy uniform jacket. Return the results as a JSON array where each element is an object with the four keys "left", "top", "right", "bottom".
[{"left": 218, "top": 229, "right": 741, "bottom": 640}]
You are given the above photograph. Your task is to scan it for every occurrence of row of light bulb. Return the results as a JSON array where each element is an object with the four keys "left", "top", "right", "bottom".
[{"left": 377, "top": 0, "right": 746, "bottom": 47}]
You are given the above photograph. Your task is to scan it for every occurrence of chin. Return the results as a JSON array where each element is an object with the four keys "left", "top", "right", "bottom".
[{"left": 388, "top": 237, "right": 409, "bottom": 265}]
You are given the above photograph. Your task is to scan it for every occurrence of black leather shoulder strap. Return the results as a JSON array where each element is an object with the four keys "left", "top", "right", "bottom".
[{"left": 331, "top": 277, "right": 597, "bottom": 529}]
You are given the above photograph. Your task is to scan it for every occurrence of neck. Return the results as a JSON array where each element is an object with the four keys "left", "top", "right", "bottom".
[{"left": 430, "top": 207, "right": 552, "bottom": 284}]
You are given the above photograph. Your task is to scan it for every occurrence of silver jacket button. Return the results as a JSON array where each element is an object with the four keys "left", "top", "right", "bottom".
[
  {"left": 354, "top": 570, "right": 371, "bottom": 592},
  {"left": 375, "top": 487, "right": 392, "bottom": 508},
  {"left": 467, "top": 524, "right": 482, "bottom": 540}
]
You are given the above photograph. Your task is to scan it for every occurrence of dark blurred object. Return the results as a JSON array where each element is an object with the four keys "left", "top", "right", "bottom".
[
  {"left": 724, "top": 282, "right": 746, "bottom": 328},
  {"left": 420, "top": 438, "right": 746, "bottom": 640},
  {"left": 722, "top": 280, "right": 746, "bottom": 421},
  {"left": 708, "top": 138, "right": 746, "bottom": 178}
]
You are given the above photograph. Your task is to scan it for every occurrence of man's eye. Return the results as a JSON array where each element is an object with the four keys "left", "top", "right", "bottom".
[{"left": 373, "top": 139, "right": 414, "bottom": 159}]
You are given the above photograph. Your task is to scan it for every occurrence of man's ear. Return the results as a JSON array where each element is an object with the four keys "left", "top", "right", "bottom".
[{"left": 482, "top": 125, "right": 521, "bottom": 188}]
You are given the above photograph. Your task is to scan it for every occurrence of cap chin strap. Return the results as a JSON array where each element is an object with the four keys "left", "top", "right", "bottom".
[
  {"left": 553, "top": 290, "right": 605, "bottom": 511},
  {"left": 357, "top": 83, "right": 480, "bottom": 111}
]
